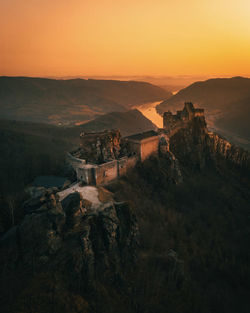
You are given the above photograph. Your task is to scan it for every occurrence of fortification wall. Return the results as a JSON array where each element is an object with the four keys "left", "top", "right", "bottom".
[
  {"left": 125, "top": 155, "right": 138, "bottom": 169},
  {"left": 67, "top": 153, "right": 86, "bottom": 169},
  {"left": 118, "top": 156, "right": 138, "bottom": 176},
  {"left": 140, "top": 137, "right": 159, "bottom": 161},
  {"left": 127, "top": 141, "right": 141, "bottom": 157},
  {"left": 163, "top": 116, "right": 183, "bottom": 132},
  {"left": 76, "top": 167, "right": 96, "bottom": 185},
  {"left": 95, "top": 160, "right": 118, "bottom": 185},
  {"left": 118, "top": 157, "right": 128, "bottom": 177}
]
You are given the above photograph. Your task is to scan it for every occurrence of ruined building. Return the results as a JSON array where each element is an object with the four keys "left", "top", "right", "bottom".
[
  {"left": 163, "top": 102, "right": 204, "bottom": 135},
  {"left": 68, "top": 129, "right": 169, "bottom": 185},
  {"left": 68, "top": 102, "right": 203, "bottom": 186}
]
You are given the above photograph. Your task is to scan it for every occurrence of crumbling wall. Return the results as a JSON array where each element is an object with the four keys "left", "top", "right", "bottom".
[
  {"left": 118, "top": 157, "right": 128, "bottom": 177},
  {"left": 118, "top": 156, "right": 138, "bottom": 176},
  {"left": 158, "top": 132, "right": 170, "bottom": 154},
  {"left": 163, "top": 103, "right": 205, "bottom": 136},
  {"left": 67, "top": 153, "right": 86, "bottom": 170},
  {"left": 95, "top": 160, "right": 118, "bottom": 185},
  {"left": 76, "top": 129, "right": 122, "bottom": 163},
  {"left": 76, "top": 166, "right": 96, "bottom": 185},
  {"left": 125, "top": 156, "right": 138, "bottom": 170},
  {"left": 126, "top": 140, "right": 141, "bottom": 157},
  {"left": 140, "top": 137, "right": 159, "bottom": 161},
  {"left": 163, "top": 117, "right": 185, "bottom": 133}
]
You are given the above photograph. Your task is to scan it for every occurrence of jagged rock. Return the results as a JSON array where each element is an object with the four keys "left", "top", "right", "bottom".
[
  {"left": 74, "top": 129, "right": 122, "bottom": 164},
  {"left": 0, "top": 187, "right": 139, "bottom": 309},
  {"left": 207, "top": 132, "right": 250, "bottom": 169},
  {"left": 61, "top": 192, "right": 86, "bottom": 217},
  {"left": 165, "top": 151, "right": 183, "bottom": 184},
  {"left": 169, "top": 115, "right": 250, "bottom": 171},
  {"left": 23, "top": 186, "right": 60, "bottom": 214},
  {"left": 169, "top": 117, "right": 208, "bottom": 169}
]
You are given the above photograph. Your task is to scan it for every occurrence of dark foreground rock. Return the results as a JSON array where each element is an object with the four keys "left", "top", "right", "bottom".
[{"left": 0, "top": 189, "right": 139, "bottom": 313}]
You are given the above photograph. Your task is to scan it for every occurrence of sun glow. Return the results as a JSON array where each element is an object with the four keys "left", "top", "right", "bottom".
[{"left": 0, "top": 0, "right": 250, "bottom": 77}]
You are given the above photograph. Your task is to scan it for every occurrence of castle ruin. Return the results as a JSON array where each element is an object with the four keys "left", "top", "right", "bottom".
[
  {"left": 163, "top": 102, "right": 204, "bottom": 135},
  {"left": 68, "top": 102, "right": 204, "bottom": 186}
]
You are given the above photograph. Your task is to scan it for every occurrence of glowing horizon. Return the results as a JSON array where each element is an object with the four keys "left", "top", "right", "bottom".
[{"left": 1, "top": 0, "right": 250, "bottom": 77}]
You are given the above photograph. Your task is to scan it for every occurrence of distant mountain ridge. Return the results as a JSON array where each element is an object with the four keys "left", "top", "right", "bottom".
[
  {"left": 156, "top": 77, "right": 250, "bottom": 149},
  {"left": 0, "top": 76, "right": 171, "bottom": 125}
]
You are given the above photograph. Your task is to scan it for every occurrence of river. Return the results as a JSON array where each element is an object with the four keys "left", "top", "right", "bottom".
[{"left": 133, "top": 101, "right": 163, "bottom": 128}]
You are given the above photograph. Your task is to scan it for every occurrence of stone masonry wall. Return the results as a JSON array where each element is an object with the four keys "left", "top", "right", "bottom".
[{"left": 140, "top": 137, "right": 160, "bottom": 161}]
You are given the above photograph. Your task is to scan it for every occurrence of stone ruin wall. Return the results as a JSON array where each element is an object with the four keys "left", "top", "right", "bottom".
[
  {"left": 67, "top": 152, "right": 86, "bottom": 169},
  {"left": 163, "top": 115, "right": 185, "bottom": 134},
  {"left": 140, "top": 137, "right": 160, "bottom": 161},
  {"left": 76, "top": 167, "right": 95, "bottom": 185},
  {"left": 94, "top": 155, "right": 138, "bottom": 185},
  {"left": 95, "top": 159, "right": 118, "bottom": 185},
  {"left": 163, "top": 103, "right": 205, "bottom": 136},
  {"left": 78, "top": 130, "right": 121, "bottom": 164},
  {"left": 68, "top": 153, "right": 138, "bottom": 186}
]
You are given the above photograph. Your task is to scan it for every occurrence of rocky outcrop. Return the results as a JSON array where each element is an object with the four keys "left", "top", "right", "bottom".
[
  {"left": 207, "top": 132, "right": 250, "bottom": 169},
  {"left": 168, "top": 114, "right": 250, "bottom": 170},
  {"left": 169, "top": 117, "right": 209, "bottom": 169},
  {"left": 72, "top": 129, "right": 122, "bottom": 164},
  {"left": 0, "top": 188, "right": 139, "bottom": 312}
]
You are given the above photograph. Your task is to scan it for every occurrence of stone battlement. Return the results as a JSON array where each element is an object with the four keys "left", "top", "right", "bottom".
[{"left": 163, "top": 102, "right": 204, "bottom": 135}]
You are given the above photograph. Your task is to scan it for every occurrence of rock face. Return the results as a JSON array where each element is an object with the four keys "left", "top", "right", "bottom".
[
  {"left": 0, "top": 188, "right": 139, "bottom": 312},
  {"left": 168, "top": 113, "right": 250, "bottom": 170},
  {"left": 72, "top": 129, "right": 122, "bottom": 163},
  {"left": 207, "top": 132, "right": 250, "bottom": 169},
  {"left": 169, "top": 116, "right": 209, "bottom": 169}
]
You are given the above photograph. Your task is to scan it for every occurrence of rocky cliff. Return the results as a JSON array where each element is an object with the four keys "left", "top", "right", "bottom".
[
  {"left": 0, "top": 187, "right": 139, "bottom": 312},
  {"left": 169, "top": 115, "right": 250, "bottom": 170},
  {"left": 207, "top": 132, "right": 250, "bottom": 169}
]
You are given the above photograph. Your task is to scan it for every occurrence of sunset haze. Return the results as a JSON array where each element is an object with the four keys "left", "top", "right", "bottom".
[{"left": 1, "top": 0, "right": 250, "bottom": 77}]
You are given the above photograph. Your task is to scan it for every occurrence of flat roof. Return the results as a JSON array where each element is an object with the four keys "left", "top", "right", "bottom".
[{"left": 125, "top": 130, "right": 158, "bottom": 141}]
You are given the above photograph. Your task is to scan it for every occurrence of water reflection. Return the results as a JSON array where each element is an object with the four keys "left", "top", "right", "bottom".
[{"left": 133, "top": 101, "right": 163, "bottom": 128}]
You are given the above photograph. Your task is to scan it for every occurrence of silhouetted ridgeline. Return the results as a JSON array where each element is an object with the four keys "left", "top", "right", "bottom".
[{"left": 0, "top": 76, "right": 171, "bottom": 124}]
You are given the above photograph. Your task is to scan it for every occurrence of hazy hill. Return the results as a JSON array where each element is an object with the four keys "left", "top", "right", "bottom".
[
  {"left": 156, "top": 77, "right": 250, "bottom": 148},
  {"left": 0, "top": 76, "right": 171, "bottom": 125}
]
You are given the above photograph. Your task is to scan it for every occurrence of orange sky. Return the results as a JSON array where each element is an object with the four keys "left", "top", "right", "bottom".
[{"left": 1, "top": 0, "right": 250, "bottom": 77}]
